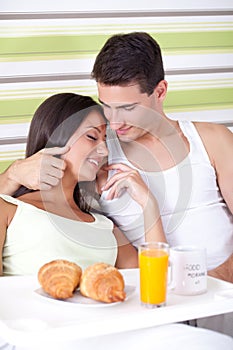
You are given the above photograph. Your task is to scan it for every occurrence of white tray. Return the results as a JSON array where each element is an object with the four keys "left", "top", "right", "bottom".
[{"left": 1, "top": 269, "right": 233, "bottom": 348}]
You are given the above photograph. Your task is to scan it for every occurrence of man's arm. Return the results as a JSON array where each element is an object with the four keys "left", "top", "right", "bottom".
[
  {"left": 0, "top": 146, "right": 69, "bottom": 195},
  {"left": 197, "top": 123, "right": 233, "bottom": 283},
  {"left": 208, "top": 253, "right": 233, "bottom": 283},
  {"left": 213, "top": 126, "right": 233, "bottom": 214},
  {"left": 0, "top": 161, "right": 21, "bottom": 195},
  {"left": 196, "top": 122, "right": 233, "bottom": 214}
]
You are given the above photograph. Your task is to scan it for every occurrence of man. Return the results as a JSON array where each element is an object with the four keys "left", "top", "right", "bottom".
[
  {"left": 1, "top": 32, "right": 232, "bottom": 279},
  {"left": 91, "top": 32, "right": 233, "bottom": 273}
]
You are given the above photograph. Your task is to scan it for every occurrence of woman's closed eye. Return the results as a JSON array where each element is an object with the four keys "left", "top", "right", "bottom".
[{"left": 87, "top": 134, "right": 98, "bottom": 141}]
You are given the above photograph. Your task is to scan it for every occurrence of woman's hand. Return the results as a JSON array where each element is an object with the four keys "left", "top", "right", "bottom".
[
  {"left": 101, "top": 163, "right": 152, "bottom": 209},
  {"left": 101, "top": 163, "right": 166, "bottom": 243}
]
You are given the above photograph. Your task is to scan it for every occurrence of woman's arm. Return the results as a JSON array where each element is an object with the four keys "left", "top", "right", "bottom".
[
  {"left": 0, "top": 198, "right": 16, "bottom": 275},
  {"left": 113, "top": 226, "right": 138, "bottom": 269},
  {"left": 0, "top": 216, "right": 5, "bottom": 274},
  {"left": 101, "top": 163, "right": 167, "bottom": 243}
]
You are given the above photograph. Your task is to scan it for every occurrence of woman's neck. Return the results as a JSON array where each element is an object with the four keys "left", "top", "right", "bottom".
[{"left": 18, "top": 176, "right": 94, "bottom": 222}]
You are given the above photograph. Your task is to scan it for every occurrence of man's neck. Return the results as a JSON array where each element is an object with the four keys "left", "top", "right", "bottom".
[{"left": 118, "top": 119, "right": 189, "bottom": 172}]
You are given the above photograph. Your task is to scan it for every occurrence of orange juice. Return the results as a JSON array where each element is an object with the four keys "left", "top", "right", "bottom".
[{"left": 139, "top": 248, "right": 169, "bottom": 306}]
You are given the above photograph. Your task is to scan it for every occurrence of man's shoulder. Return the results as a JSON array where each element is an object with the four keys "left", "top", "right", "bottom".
[
  {"left": 194, "top": 121, "right": 229, "bottom": 138},
  {"left": 194, "top": 121, "right": 233, "bottom": 162}
]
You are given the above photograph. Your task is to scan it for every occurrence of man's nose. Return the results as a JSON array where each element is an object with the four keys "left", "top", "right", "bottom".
[
  {"left": 105, "top": 108, "right": 123, "bottom": 129},
  {"left": 109, "top": 120, "right": 125, "bottom": 131},
  {"left": 108, "top": 111, "right": 124, "bottom": 130}
]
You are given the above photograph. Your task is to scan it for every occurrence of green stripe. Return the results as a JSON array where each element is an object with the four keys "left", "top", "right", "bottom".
[
  {"left": 0, "top": 116, "right": 32, "bottom": 124},
  {"left": 2, "top": 21, "right": 232, "bottom": 35},
  {"left": 0, "top": 35, "right": 109, "bottom": 58},
  {"left": 0, "top": 86, "right": 97, "bottom": 99},
  {"left": 0, "top": 98, "right": 43, "bottom": 123},
  {"left": 1, "top": 76, "right": 232, "bottom": 97},
  {"left": 1, "top": 79, "right": 232, "bottom": 101},
  {"left": 1, "top": 87, "right": 232, "bottom": 122},
  {"left": 164, "top": 87, "right": 233, "bottom": 109},
  {"left": 153, "top": 31, "right": 233, "bottom": 51},
  {"left": 0, "top": 160, "right": 14, "bottom": 173},
  {"left": 0, "top": 31, "right": 232, "bottom": 61}
]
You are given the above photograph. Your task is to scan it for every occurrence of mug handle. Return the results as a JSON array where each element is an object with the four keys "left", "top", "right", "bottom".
[{"left": 167, "top": 258, "right": 175, "bottom": 291}]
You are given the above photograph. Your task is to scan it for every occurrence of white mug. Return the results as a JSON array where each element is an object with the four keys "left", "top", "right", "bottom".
[{"left": 170, "top": 245, "right": 207, "bottom": 295}]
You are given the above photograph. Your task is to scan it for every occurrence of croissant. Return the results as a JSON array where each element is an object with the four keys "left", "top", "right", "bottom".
[
  {"left": 80, "top": 262, "right": 126, "bottom": 303},
  {"left": 38, "top": 259, "right": 82, "bottom": 300}
]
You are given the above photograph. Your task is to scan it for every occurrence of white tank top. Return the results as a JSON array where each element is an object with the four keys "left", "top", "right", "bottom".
[
  {"left": 100, "top": 121, "right": 233, "bottom": 270},
  {"left": 1, "top": 194, "right": 117, "bottom": 275}
]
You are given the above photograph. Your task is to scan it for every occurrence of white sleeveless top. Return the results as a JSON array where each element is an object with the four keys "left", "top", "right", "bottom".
[
  {"left": 1, "top": 194, "right": 117, "bottom": 275},
  {"left": 100, "top": 121, "right": 233, "bottom": 270}
]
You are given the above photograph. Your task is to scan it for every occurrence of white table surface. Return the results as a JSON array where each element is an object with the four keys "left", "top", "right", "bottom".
[{"left": 1, "top": 268, "right": 233, "bottom": 347}]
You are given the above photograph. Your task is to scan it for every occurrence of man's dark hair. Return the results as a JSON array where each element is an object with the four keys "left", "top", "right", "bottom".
[{"left": 92, "top": 32, "right": 165, "bottom": 95}]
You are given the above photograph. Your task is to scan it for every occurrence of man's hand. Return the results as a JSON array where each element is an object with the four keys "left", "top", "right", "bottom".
[
  {"left": 208, "top": 253, "right": 233, "bottom": 283},
  {"left": 8, "top": 146, "right": 69, "bottom": 191}
]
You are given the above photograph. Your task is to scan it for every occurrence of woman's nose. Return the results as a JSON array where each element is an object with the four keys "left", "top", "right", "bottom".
[{"left": 96, "top": 142, "right": 108, "bottom": 156}]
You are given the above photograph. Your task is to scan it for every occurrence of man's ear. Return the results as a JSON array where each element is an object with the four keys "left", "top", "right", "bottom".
[{"left": 154, "top": 80, "right": 168, "bottom": 100}]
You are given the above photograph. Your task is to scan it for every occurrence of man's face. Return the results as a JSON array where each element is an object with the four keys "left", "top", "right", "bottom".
[{"left": 97, "top": 83, "right": 162, "bottom": 142}]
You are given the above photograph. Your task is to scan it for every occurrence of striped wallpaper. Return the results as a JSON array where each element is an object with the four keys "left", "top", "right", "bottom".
[{"left": 0, "top": 1, "right": 233, "bottom": 172}]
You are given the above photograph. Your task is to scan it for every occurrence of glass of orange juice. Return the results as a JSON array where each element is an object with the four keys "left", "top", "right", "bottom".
[{"left": 139, "top": 242, "right": 169, "bottom": 308}]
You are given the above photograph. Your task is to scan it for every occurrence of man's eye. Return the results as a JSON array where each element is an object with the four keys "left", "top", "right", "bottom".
[
  {"left": 87, "top": 134, "right": 97, "bottom": 141},
  {"left": 124, "top": 106, "right": 135, "bottom": 111}
]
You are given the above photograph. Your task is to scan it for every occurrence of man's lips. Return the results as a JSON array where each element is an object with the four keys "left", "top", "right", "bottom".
[{"left": 116, "top": 126, "right": 132, "bottom": 135}]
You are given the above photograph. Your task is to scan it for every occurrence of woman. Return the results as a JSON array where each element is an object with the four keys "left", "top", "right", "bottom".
[{"left": 0, "top": 93, "right": 143, "bottom": 275}]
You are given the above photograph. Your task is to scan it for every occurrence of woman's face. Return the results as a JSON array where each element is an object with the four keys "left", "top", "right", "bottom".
[{"left": 64, "top": 110, "right": 108, "bottom": 182}]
